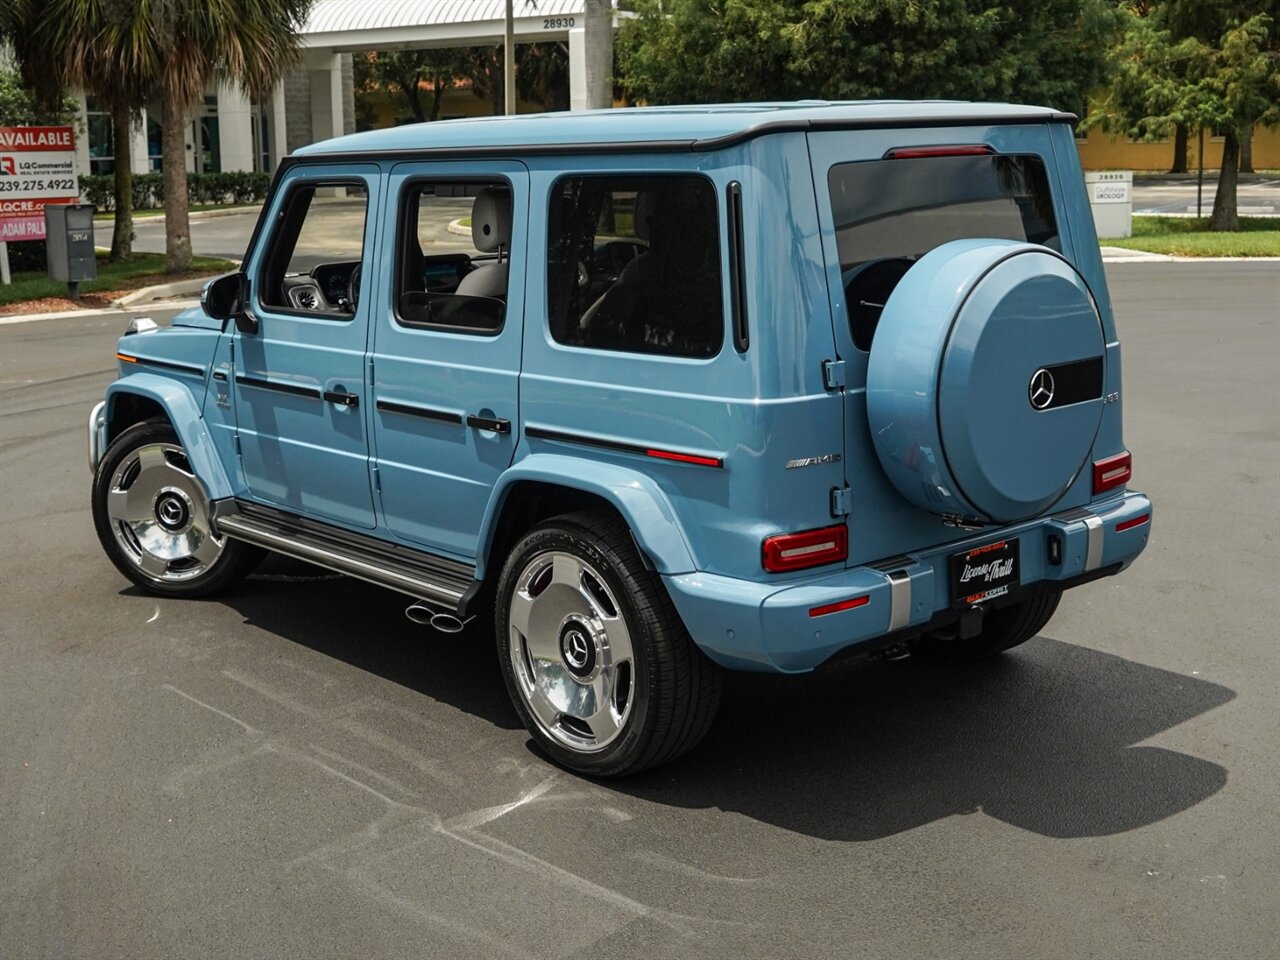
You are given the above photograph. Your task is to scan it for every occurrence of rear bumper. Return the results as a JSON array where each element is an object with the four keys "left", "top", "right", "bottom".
[{"left": 664, "top": 491, "right": 1152, "bottom": 673}]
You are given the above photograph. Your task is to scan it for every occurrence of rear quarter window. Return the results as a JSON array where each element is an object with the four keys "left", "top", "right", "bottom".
[
  {"left": 828, "top": 154, "right": 1059, "bottom": 350},
  {"left": 547, "top": 175, "right": 724, "bottom": 359}
]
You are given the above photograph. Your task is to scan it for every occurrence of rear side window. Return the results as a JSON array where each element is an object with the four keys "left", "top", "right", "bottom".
[
  {"left": 828, "top": 154, "right": 1059, "bottom": 350},
  {"left": 547, "top": 175, "right": 724, "bottom": 359},
  {"left": 394, "top": 180, "right": 511, "bottom": 334}
]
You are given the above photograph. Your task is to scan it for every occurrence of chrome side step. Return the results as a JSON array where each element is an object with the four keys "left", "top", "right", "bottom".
[{"left": 213, "top": 499, "right": 477, "bottom": 612}]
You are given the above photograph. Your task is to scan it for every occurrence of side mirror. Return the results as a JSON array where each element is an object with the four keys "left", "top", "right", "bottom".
[{"left": 202, "top": 271, "right": 258, "bottom": 334}]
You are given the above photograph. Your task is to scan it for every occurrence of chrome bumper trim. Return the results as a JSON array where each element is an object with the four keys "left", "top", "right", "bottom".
[
  {"left": 87, "top": 401, "right": 107, "bottom": 472},
  {"left": 1083, "top": 514, "right": 1104, "bottom": 572},
  {"left": 885, "top": 569, "right": 912, "bottom": 632}
]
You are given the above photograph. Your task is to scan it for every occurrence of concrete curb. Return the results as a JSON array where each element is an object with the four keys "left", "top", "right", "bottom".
[
  {"left": 0, "top": 299, "right": 199, "bottom": 326},
  {"left": 113, "top": 277, "right": 212, "bottom": 307}
]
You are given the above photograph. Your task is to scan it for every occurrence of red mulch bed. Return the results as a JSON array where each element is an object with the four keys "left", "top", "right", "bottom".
[{"left": 0, "top": 269, "right": 220, "bottom": 317}]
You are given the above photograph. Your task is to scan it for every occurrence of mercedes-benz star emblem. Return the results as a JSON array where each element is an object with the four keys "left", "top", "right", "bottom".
[
  {"left": 1028, "top": 368, "right": 1056, "bottom": 410},
  {"left": 565, "top": 631, "right": 589, "bottom": 669}
]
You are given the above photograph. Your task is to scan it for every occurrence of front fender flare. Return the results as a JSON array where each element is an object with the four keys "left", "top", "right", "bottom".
[
  {"left": 477, "top": 453, "right": 697, "bottom": 578},
  {"left": 104, "top": 373, "right": 233, "bottom": 500}
]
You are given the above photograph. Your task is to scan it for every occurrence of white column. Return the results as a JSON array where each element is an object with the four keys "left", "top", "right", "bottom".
[
  {"left": 309, "top": 55, "right": 345, "bottom": 144},
  {"left": 569, "top": 27, "right": 587, "bottom": 111},
  {"left": 130, "top": 107, "right": 150, "bottom": 175},
  {"left": 270, "top": 81, "right": 288, "bottom": 168},
  {"left": 216, "top": 81, "right": 255, "bottom": 172}
]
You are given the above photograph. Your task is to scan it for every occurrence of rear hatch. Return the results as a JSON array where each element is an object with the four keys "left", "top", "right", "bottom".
[{"left": 806, "top": 123, "right": 1116, "bottom": 567}]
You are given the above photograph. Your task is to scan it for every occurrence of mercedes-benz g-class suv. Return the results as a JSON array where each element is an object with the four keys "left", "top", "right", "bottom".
[{"left": 88, "top": 102, "right": 1152, "bottom": 776}]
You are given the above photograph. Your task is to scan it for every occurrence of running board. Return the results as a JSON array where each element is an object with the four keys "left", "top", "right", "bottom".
[{"left": 213, "top": 499, "right": 478, "bottom": 613}]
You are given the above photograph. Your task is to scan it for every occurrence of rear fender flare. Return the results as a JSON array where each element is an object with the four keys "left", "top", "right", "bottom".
[
  {"left": 477, "top": 453, "right": 697, "bottom": 579},
  {"left": 104, "top": 373, "right": 233, "bottom": 500}
]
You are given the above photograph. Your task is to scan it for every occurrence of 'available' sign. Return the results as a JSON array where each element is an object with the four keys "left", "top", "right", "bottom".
[{"left": 0, "top": 125, "right": 79, "bottom": 242}]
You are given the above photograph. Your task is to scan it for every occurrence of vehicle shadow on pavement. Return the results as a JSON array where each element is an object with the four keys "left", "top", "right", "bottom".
[
  {"left": 616, "top": 636, "right": 1234, "bottom": 841},
  {"left": 219, "top": 556, "right": 522, "bottom": 731},
  {"left": 215, "top": 560, "right": 1233, "bottom": 843}
]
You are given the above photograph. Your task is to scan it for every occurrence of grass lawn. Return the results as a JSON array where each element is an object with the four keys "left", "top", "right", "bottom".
[
  {"left": 0, "top": 252, "right": 237, "bottom": 308},
  {"left": 1102, "top": 216, "right": 1280, "bottom": 256}
]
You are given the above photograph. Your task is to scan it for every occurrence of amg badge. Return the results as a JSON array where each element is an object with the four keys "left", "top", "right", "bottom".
[{"left": 785, "top": 453, "right": 841, "bottom": 469}]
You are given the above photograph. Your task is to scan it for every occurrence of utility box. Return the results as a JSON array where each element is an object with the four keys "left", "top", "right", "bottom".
[
  {"left": 44, "top": 203, "right": 97, "bottom": 295},
  {"left": 1085, "top": 171, "right": 1133, "bottom": 239}
]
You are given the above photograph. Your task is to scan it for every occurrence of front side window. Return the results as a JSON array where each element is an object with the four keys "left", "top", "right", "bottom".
[
  {"left": 394, "top": 181, "right": 511, "bottom": 333},
  {"left": 548, "top": 175, "right": 724, "bottom": 359},
  {"left": 259, "top": 181, "right": 368, "bottom": 317},
  {"left": 828, "top": 154, "right": 1058, "bottom": 350}
]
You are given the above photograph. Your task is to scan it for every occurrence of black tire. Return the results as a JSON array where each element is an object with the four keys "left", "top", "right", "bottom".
[
  {"left": 495, "top": 510, "right": 721, "bottom": 777},
  {"left": 92, "top": 420, "right": 263, "bottom": 598},
  {"left": 913, "top": 590, "right": 1062, "bottom": 662}
]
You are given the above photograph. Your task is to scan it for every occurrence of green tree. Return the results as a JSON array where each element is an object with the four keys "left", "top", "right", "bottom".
[
  {"left": 353, "top": 49, "right": 471, "bottom": 123},
  {"left": 0, "top": 70, "right": 78, "bottom": 126},
  {"left": 618, "top": 0, "right": 1120, "bottom": 116},
  {"left": 1089, "top": 3, "right": 1279, "bottom": 231}
]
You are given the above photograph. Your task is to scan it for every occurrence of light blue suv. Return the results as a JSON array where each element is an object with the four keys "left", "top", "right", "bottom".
[{"left": 88, "top": 102, "right": 1153, "bottom": 776}]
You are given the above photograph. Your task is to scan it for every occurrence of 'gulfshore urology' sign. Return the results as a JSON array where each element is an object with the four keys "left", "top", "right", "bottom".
[{"left": 0, "top": 126, "right": 79, "bottom": 242}]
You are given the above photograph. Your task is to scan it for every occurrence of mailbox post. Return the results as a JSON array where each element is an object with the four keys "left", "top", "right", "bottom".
[{"left": 43, "top": 203, "right": 97, "bottom": 299}]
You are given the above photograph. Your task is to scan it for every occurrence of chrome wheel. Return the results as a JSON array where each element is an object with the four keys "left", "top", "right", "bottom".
[
  {"left": 105, "top": 442, "right": 225, "bottom": 583},
  {"left": 507, "top": 550, "right": 635, "bottom": 752}
]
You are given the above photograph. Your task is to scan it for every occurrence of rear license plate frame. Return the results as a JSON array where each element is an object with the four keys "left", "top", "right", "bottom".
[{"left": 950, "top": 538, "right": 1021, "bottom": 607}]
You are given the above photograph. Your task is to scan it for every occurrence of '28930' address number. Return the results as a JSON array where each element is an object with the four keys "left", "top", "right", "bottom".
[{"left": 543, "top": 17, "right": 575, "bottom": 28}]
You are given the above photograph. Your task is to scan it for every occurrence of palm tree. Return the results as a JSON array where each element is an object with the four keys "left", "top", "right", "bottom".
[
  {"left": 8, "top": 1, "right": 311, "bottom": 269},
  {"left": 39, "top": 0, "right": 159, "bottom": 260},
  {"left": 151, "top": 0, "right": 312, "bottom": 271}
]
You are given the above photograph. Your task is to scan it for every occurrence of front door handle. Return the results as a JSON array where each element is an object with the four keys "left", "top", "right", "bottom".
[
  {"left": 466, "top": 414, "right": 510, "bottom": 434},
  {"left": 323, "top": 388, "right": 359, "bottom": 407}
]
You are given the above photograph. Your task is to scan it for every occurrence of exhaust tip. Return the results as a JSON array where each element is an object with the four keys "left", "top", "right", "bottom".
[
  {"left": 404, "top": 601, "right": 436, "bottom": 625},
  {"left": 429, "top": 613, "right": 466, "bottom": 634},
  {"left": 405, "top": 601, "right": 470, "bottom": 634}
]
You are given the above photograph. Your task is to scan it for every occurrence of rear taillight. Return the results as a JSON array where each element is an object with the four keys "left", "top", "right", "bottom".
[
  {"left": 762, "top": 525, "right": 848, "bottom": 573},
  {"left": 1093, "top": 451, "right": 1132, "bottom": 494}
]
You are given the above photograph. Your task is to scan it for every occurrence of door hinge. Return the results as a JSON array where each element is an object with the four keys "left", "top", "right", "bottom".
[
  {"left": 233, "top": 434, "right": 241, "bottom": 456},
  {"left": 371, "top": 465, "right": 381, "bottom": 492},
  {"left": 830, "top": 486, "right": 850, "bottom": 517},
  {"left": 367, "top": 355, "right": 375, "bottom": 383},
  {"left": 822, "top": 359, "right": 846, "bottom": 391}
]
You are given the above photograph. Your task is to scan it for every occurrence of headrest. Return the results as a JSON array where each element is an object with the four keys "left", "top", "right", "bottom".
[{"left": 471, "top": 187, "right": 512, "bottom": 253}]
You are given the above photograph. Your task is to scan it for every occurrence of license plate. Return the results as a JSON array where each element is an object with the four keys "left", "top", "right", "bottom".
[{"left": 950, "top": 538, "right": 1020, "bottom": 606}]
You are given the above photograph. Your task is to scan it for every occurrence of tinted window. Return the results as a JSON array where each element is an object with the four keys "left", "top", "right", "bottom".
[
  {"left": 394, "top": 181, "right": 510, "bottom": 334},
  {"left": 260, "top": 182, "right": 368, "bottom": 316},
  {"left": 827, "top": 155, "right": 1059, "bottom": 349},
  {"left": 548, "top": 176, "right": 724, "bottom": 359}
]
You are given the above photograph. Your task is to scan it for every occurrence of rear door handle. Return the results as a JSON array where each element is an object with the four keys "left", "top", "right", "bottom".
[
  {"left": 323, "top": 389, "right": 359, "bottom": 407},
  {"left": 466, "top": 414, "right": 510, "bottom": 434}
]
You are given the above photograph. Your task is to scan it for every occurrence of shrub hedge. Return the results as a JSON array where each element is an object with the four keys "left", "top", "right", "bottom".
[{"left": 77, "top": 171, "right": 271, "bottom": 211}]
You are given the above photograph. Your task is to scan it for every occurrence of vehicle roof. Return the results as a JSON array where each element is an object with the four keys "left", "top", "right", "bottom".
[{"left": 294, "top": 100, "right": 1073, "bottom": 158}]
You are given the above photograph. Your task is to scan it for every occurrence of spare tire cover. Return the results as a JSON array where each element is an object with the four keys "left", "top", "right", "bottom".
[{"left": 866, "top": 239, "right": 1105, "bottom": 523}]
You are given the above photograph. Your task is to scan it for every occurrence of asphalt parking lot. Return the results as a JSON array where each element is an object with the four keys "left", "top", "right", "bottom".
[{"left": 1, "top": 261, "right": 1277, "bottom": 959}]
